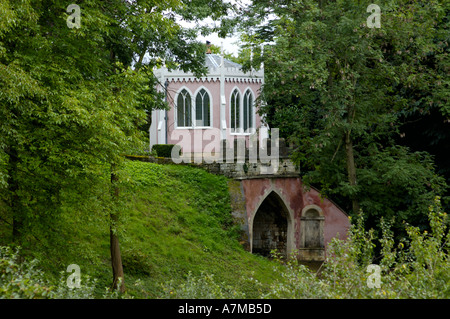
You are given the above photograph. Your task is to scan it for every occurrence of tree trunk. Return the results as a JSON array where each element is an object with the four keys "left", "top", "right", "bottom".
[
  {"left": 110, "top": 166, "right": 126, "bottom": 293},
  {"left": 7, "top": 145, "right": 22, "bottom": 243},
  {"left": 344, "top": 130, "right": 360, "bottom": 214},
  {"left": 110, "top": 218, "right": 125, "bottom": 293}
]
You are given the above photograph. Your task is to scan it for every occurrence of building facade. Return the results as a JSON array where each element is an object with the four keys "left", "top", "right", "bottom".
[{"left": 150, "top": 53, "right": 267, "bottom": 158}]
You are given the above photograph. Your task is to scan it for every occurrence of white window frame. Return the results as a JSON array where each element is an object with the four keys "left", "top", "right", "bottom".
[
  {"left": 243, "top": 88, "right": 255, "bottom": 134},
  {"left": 230, "top": 87, "right": 256, "bottom": 135},
  {"left": 193, "top": 86, "right": 213, "bottom": 129},
  {"left": 175, "top": 87, "right": 193, "bottom": 128}
]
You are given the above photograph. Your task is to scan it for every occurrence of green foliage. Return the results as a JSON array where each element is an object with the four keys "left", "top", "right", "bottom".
[
  {"left": 151, "top": 144, "right": 179, "bottom": 158},
  {"left": 238, "top": 0, "right": 449, "bottom": 236},
  {"left": 0, "top": 246, "right": 52, "bottom": 299},
  {"left": 162, "top": 271, "right": 245, "bottom": 299},
  {"left": 0, "top": 246, "right": 134, "bottom": 299},
  {"left": 0, "top": 0, "right": 233, "bottom": 280},
  {"left": 1, "top": 0, "right": 447, "bottom": 298},
  {"left": 0, "top": 160, "right": 274, "bottom": 298},
  {"left": 1, "top": 162, "right": 448, "bottom": 299},
  {"left": 263, "top": 197, "right": 449, "bottom": 299}
]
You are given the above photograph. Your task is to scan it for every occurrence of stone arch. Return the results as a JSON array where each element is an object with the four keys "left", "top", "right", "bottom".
[{"left": 250, "top": 190, "right": 294, "bottom": 258}]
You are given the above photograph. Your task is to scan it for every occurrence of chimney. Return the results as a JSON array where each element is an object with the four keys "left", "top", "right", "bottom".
[{"left": 206, "top": 41, "right": 212, "bottom": 54}]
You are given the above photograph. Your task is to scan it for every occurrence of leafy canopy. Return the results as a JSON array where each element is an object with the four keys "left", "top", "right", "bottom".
[{"left": 237, "top": 0, "right": 449, "bottom": 234}]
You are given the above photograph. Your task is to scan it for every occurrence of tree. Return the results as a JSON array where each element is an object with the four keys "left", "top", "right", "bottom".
[
  {"left": 0, "top": 0, "right": 148, "bottom": 293},
  {"left": 0, "top": 0, "right": 233, "bottom": 292},
  {"left": 238, "top": 0, "right": 448, "bottom": 236},
  {"left": 394, "top": 1, "right": 450, "bottom": 212},
  {"left": 98, "top": 0, "right": 236, "bottom": 291}
]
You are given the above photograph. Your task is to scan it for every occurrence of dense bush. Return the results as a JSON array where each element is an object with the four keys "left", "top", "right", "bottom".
[
  {"left": 0, "top": 246, "right": 128, "bottom": 299},
  {"left": 0, "top": 247, "right": 53, "bottom": 298},
  {"left": 151, "top": 144, "right": 180, "bottom": 158}
]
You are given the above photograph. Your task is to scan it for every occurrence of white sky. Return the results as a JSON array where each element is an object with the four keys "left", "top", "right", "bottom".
[
  {"left": 197, "top": 29, "right": 241, "bottom": 57},
  {"left": 177, "top": 0, "right": 253, "bottom": 57}
]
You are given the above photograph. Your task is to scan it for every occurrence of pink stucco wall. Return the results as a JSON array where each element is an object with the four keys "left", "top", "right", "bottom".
[
  {"left": 241, "top": 177, "right": 350, "bottom": 256},
  {"left": 165, "top": 79, "right": 262, "bottom": 154}
]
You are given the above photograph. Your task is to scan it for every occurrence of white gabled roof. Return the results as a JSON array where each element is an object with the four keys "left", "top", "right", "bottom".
[{"left": 205, "top": 53, "right": 242, "bottom": 70}]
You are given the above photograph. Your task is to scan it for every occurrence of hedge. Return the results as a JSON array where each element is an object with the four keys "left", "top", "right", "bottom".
[{"left": 151, "top": 144, "right": 180, "bottom": 158}]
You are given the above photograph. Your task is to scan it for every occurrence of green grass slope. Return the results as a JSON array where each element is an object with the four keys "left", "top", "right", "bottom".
[
  {"left": 8, "top": 160, "right": 280, "bottom": 298},
  {"left": 118, "top": 161, "right": 280, "bottom": 297}
]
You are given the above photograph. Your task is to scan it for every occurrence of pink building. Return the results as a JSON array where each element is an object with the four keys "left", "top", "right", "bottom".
[
  {"left": 149, "top": 52, "right": 351, "bottom": 260},
  {"left": 150, "top": 53, "right": 268, "bottom": 158}
]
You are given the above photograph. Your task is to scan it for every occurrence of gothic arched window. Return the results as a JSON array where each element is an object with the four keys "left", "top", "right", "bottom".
[
  {"left": 195, "top": 88, "right": 211, "bottom": 127},
  {"left": 230, "top": 89, "right": 241, "bottom": 133},
  {"left": 243, "top": 89, "right": 254, "bottom": 132},
  {"left": 177, "top": 89, "right": 192, "bottom": 127}
]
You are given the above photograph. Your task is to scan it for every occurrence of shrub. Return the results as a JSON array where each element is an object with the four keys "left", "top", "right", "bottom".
[
  {"left": 161, "top": 271, "right": 245, "bottom": 299},
  {"left": 0, "top": 246, "right": 53, "bottom": 299},
  {"left": 0, "top": 246, "right": 129, "bottom": 299},
  {"left": 263, "top": 196, "right": 450, "bottom": 299},
  {"left": 151, "top": 144, "right": 180, "bottom": 158}
]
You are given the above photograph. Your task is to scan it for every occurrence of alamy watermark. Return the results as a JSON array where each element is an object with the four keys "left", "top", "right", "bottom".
[
  {"left": 170, "top": 128, "right": 280, "bottom": 175},
  {"left": 367, "top": 4, "right": 381, "bottom": 28},
  {"left": 66, "top": 4, "right": 81, "bottom": 29},
  {"left": 366, "top": 264, "right": 382, "bottom": 288},
  {"left": 64, "top": 4, "right": 379, "bottom": 30},
  {"left": 66, "top": 264, "right": 81, "bottom": 288}
]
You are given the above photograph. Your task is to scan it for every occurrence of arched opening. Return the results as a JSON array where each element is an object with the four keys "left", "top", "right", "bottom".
[
  {"left": 252, "top": 192, "right": 290, "bottom": 258},
  {"left": 299, "top": 205, "right": 325, "bottom": 261},
  {"left": 303, "top": 209, "right": 322, "bottom": 248},
  {"left": 230, "top": 88, "right": 241, "bottom": 133},
  {"left": 243, "top": 89, "right": 254, "bottom": 133}
]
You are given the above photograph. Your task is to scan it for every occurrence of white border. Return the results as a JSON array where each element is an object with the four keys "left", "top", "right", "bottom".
[
  {"left": 174, "top": 86, "right": 194, "bottom": 129},
  {"left": 229, "top": 86, "right": 242, "bottom": 135},
  {"left": 192, "top": 86, "right": 213, "bottom": 129}
]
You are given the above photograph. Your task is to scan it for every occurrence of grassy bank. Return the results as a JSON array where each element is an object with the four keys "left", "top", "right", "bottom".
[
  {"left": 116, "top": 161, "right": 281, "bottom": 297},
  {"left": 1, "top": 160, "right": 281, "bottom": 298}
]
